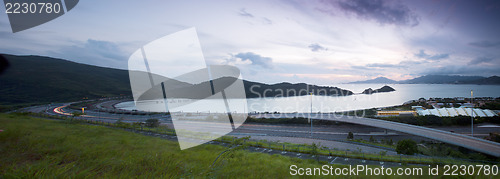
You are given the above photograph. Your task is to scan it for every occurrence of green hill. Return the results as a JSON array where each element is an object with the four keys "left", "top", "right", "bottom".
[
  {"left": 0, "top": 54, "right": 131, "bottom": 105},
  {"left": 0, "top": 54, "right": 353, "bottom": 109}
]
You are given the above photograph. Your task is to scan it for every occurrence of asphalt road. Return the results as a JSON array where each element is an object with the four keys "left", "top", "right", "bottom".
[
  {"left": 23, "top": 102, "right": 500, "bottom": 157},
  {"left": 253, "top": 113, "right": 500, "bottom": 157}
]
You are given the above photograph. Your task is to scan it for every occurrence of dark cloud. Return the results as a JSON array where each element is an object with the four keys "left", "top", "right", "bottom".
[
  {"left": 399, "top": 60, "right": 423, "bottom": 66},
  {"left": 335, "top": 0, "right": 419, "bottom": 27},
  {"left": 49, "top": 39, "right": 128, "bottom": 69},
  {"left": 238, "top": 9, "right": 254, "bottom": 18},
  {"left": 419, "top": 65, "right": 499, "bottom": 76},
  {"left": 230, "top": 52, "right": 273, "bottom": 69},
  {"left": 350, "top": 65, "right": 371, "bottom": 70},
  {"left": 308, "top": 43, "right": 327, "bottom": 52},
  {"left": 468, "top": 57, "right": 494, "bottom": 65},
  {"left": 414, "top": 50, "right": 449, "bottom": 61},
  {"left": 468, "top": 41, "right": 500, "bottom": 48}
]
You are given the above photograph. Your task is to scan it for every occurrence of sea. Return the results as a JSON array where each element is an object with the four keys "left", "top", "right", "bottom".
[{"left": 115, "top": 84, "right": 500, "bottom": 113}]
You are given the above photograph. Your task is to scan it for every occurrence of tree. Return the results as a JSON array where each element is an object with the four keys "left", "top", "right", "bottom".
[
  {"left": 145, "top": 118, "right": 160, "bottom": 128},
  {"left": 386, "top": 139, "right": 393, "bottom": 145},
  {"left": 369, "top": 136, "right": 376, "bottom": 143},
  {"left": 347, "top": 132, "right": 354, "bottom": 140},
  {"left": 396, "top": 139, "right": 418, "bottom": 155},
  {"left": 309, "top": 142, "right": 320, "bottom": 161}
]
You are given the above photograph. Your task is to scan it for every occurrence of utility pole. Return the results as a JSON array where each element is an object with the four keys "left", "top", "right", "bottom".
[
  {"left": 471, "top": 90, "right": 474, "bottom": 137},
  {"left": 310, "top": 91, "right": 313, "bottom": 138}
]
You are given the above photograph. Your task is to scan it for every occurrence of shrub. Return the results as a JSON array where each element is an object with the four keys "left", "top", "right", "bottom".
[
  {"left": 396, "top": 139, "right": 418, "bottom": 155},
  {"left": 145, "top": 119, "right": 160, "bottom": 128},
  {"left": 347, "top": 132, "right": 354, "bottom": 140}
]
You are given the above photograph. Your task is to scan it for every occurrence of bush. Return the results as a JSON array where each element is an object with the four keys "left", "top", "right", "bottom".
[
  {"left": 145, "top": 119, "right": 160, "bottom": 128},
  {"left": 347, "top": 132, "right": 354, "bottom": 140},
  {"left": 369, "top": 136, "right": 375, "bottom": 143},
  {"left": 396, "top": 139, "right": 418, "bottom": 155}
]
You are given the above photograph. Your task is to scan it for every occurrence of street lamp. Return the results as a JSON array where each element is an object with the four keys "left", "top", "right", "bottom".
[
  {"left": 310, "top": 91, "right": 313, "bottom": 138},
  {"left": 471, "top": 90, "right": 474, "bottom": 137}
]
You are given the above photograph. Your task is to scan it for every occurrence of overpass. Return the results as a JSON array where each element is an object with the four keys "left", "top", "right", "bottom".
[{"left": 251, "top": 113, "right": 500, "bottom": 157}]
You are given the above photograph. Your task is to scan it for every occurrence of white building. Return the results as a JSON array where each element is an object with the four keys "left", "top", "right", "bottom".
[{"left": 416, "top": 107, "right": 497, "bottom": 117}]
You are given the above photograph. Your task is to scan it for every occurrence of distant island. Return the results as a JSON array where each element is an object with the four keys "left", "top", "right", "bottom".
[
  {"left": 348, "top": 75, "right": 500, "bottom": 85},
  {"left": 361, "top": 85, "right": 395, "bottom": 94}
]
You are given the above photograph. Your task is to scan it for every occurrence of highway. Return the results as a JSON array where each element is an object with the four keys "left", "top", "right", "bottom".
[
  {"left": 26, "top": 103, "right": 402, "bottom": 154},
  {"left": 23, "top": 101, "right": 500, "bottom": 157},
  {"left": 252, "top": 113, "right": 500, "bottom": 157}
]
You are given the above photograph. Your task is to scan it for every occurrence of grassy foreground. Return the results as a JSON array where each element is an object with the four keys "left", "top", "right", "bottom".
[
  {"left": 3, "top": 113, "right": 497, "bottom": 178},
  {"left": 0, "top": 113, "right": 331, "bottom": 178}
]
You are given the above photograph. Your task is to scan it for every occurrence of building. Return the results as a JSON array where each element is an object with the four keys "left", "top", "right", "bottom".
[
  {"left": 415, "top": 107, "right": 497, "bottom": 117},
  {"left": 377, "top": 110, "right": 417, "bottom": 117}
]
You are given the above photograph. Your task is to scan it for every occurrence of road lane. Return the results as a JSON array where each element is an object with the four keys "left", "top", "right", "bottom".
[{"left": 252, "top": 113, "right": 500, "bottom": 157}]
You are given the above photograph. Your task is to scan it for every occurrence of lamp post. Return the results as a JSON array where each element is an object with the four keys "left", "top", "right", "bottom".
[
  {"left": 310, "top": 92, "right": 313, "bottom": 138},
  {"left": 471, "top": 90, "right": 474, "bottom": 137}
]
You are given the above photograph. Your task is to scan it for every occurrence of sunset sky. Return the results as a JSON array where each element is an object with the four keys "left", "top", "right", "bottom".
[{"left": 1, "top": 0, "right": 499, "bottom": 85}]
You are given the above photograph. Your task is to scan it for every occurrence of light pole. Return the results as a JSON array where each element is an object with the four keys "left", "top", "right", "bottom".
[
  {"left": 471, "top": 90, "right": 474, "bottom": 137},
  {"left": 310, "top": 92, "right": 313, "bottom": 138}
]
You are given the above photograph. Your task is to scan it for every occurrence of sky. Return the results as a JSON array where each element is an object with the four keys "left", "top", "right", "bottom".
[{"left": 1, "top": 0, "right": 499, "bottom": 85}]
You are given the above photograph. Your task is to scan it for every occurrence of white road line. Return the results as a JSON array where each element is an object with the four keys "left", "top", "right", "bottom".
[{"left": 330, "top": 157, "right": 338, "bottom": 164}]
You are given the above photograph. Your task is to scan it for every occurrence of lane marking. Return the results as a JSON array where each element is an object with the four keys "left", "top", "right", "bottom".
[{"left": 330, "top": 157, "right": 338, "bottom": 164}]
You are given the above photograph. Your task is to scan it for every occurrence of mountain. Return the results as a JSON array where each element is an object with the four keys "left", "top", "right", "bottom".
[
  {"left": 0, "top": 54, "right": 132, "bottom": 105},
  {"left": 0, "top": 54, "right": 353, "bottom": 106},
  {"left": 361, "top": 85, "right": 396, "bottom": 94},
  {"left": 464, "top": 76, "right": 500, "bottom": 85},
  {"left": 400, "top": 75, "right": 485, "bottom": 84},
  {"left": 348, "top": 77, "right": 397, "bottom": 84},
  {"left": 241, "top": 80, "right": 353, "bottom": 98},
  {"left": 348, "top": 75, "right": 500, "bottom": 85}
]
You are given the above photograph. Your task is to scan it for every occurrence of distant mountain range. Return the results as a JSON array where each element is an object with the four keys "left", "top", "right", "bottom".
[
  {"left": 348, "top": 75, "right": 500, "bottom": 85},
  {"left": 349, "top": 77, "right": 397, "bottom": 84},
  {"left": 0, "top": 54, "right": 355, "bottom": 105}
]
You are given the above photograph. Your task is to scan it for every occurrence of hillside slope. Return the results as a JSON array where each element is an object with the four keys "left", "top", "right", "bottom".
[
  {"left": 0, "top": 54, "right": 131, "bottom": 105},
  {"left": 0, "top": 54, "right": 353, "bottom": 106}
]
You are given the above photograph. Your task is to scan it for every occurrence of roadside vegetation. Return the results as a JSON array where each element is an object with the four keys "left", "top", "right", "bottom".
[
  {"left": 1, "top": 113, "right": 498, "bottom": 177},
  {"left": 0, "top": 113, "right": 329, "bottom": 178}
]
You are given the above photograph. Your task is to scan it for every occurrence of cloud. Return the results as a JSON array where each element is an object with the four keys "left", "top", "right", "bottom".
[
  {"left": 365, "top": 63, "right": 399, "bottom": 68},
  {"left": 468, "top": 57, "right": 494, "bottom": 65},
  {"left": 49, "top": 39, "right": 128, "bottom": 69},
  {"left": 238, "top": 8, "right": 254, "bottom": 18},
  {"left": 238, "top": 8, "right": 272, "bottom": 25},
  {"left": 227, "top": 52, "right": 273, "bottom": 69},
  {"left": 468, "top": 41, "right": 500, "bottom": 48},
  {"left": 335, "top": 0, "right": 419, "bottom": 27},
  {"left": 262, "top": 17, "right": 273, "bottom": 25},
  {"left": 419, "top": 65, "right": 500, "bottom": 76},
  {"left": 362, "top": 60, "right": 423, "bottom": 69},
  {"left": 308, "top": 43, "right": 327, "bottom": 52},
  {"left": 414, "top": 50, "right": 449, "bottom": 61}
]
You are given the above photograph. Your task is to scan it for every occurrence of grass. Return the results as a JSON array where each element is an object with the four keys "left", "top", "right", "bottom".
[
  {"left": 0, "top": 113, "right": 337, "bottom": 178},
  {"left": 1, "top": 113, "right": 497, "bottom": 178},
  {"left": 16, "top": 112, "right": 500, "bottom": 165}
]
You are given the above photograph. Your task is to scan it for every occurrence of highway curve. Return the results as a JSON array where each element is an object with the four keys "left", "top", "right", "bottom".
[{"left": 252, "top": 113, "right": 500, "bottom": 157}]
